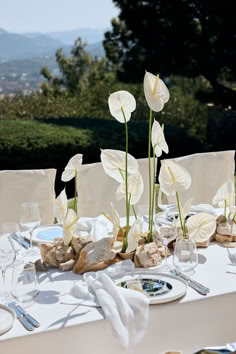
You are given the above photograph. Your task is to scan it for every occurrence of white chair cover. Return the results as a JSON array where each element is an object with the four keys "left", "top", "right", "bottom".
[
  {"left": 162, "top": 150, "right": 235, "bottom": 205},
  {"left": 0, "top": 169, "right": 56, "bottom": 225},
  {"left": 77, "top": 158, "right": 156, "bottom": 217}
]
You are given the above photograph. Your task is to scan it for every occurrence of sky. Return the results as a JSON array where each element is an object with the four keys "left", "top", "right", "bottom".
[{"left": 0, "top": 0, "right": 119, "bottom": 33}]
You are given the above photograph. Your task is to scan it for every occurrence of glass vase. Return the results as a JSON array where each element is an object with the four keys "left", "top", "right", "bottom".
[{"left": 173, "top": 237, "right": 198, "bottom": 273}]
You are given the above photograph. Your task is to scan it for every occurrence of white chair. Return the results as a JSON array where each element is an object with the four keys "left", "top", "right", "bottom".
[
  {"left": 0, "top": 169, "right": 57, "bottom": 225},
  {"left": 77, "top": 158, "right": 156, "bottom": 217},
  {"left": 161, "top": 150, "right": 235, "bottom": 205}
]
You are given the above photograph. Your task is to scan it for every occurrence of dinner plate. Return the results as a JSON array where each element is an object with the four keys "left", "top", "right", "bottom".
[
  {"left": 24, "top": 224, "right": 63, "bottom": 244},
  {"left": 0, "top": 304, "right": 16, "bottom": 335},
  {"left": 115, "top": 272, "right": 187, "bottom": 304}
]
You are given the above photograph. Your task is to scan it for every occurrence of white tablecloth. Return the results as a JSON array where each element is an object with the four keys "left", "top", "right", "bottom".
[{"left": 1, "top": 209, "right": 236, "bottom": 354}]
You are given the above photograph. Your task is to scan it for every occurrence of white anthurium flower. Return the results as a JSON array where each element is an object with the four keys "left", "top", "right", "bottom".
[
  {"left": 159, "top": 160, "right": 192, "bottom": 196},
  {"left": 212, "top": 180, "right": 235, "bottom": 208},
  {"left": 186, "top": 212, "right": 216, "bottom": 243},
  {"left": 108, "top": 90, "right": 136, "bottom": 123},
  {"left": 61, "top": 154, "right": 83, "bottom": 182},
  {"left": 110, "top": 202, "right": 120, "bottom": 239},
  {"left": 126, "top": 218, "right": 143, "bottom": 253},
  {"left": 176, "top": 198, "right": 193, "bottom": 229},
  {"left": 54, "top": 188, "right": 68, "bottom": 224},
  {"left": 144, "top": 71, "right": 170, "bottom": 112},
  {"left": 116, "top": 171, "right": 144, "bottom": 205},
  {"left": 101, "top": 149, "right": 139, "bottom": 183},
  {"left": 151, "top": 119, "right": 169, "bottom": 157},
  {"left": 63, "top": 209, "right": 79, "bottom": 246}
]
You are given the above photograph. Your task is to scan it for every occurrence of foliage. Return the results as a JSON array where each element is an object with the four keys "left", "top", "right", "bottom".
[
  {"left": 0, "top": 118, "right": 205, "bottom": 196},
  {"left": 104, "top": 0, "right": 236, "bottom": 107}
]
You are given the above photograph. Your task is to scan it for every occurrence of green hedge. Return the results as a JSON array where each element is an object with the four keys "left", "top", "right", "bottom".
[{"left": 0, "top": 117, "right": 206, "bottom": 196}]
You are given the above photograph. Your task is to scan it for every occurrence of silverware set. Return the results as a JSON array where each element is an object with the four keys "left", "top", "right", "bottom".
[
  {"left": 170, "top": 269, "right": 210, "bottom": 296},
  {"left": 10, "top": 232, "right": 30, "bottom": 249},
  {"left": 8, "top": 302, "right": 40, "bottom": 331}
]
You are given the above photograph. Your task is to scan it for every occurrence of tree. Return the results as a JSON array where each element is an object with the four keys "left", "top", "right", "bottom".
[
  {"left": 104, "top": 0, "right": 236, "bottom": 107},
  {"left": 41, "top": 38, "right": 110, "bottom": 96}
]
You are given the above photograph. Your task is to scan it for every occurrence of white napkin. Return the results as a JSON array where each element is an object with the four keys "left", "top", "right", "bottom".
[
  {"left": 190, "top": 204, "right": 217, "bottom": 215},
  {"left": 76, "top": 215, "right": 112, "bottom": 241},
  {"left": 62, "top": 260, "right": 150, "bottom": 352}
]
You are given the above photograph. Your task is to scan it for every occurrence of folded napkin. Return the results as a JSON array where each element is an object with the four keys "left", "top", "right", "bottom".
[
  {"left": 62, "top": 260, "right": 150, "bottom": 352},
  {"left": 191, "top": 204, "right": 217, "bottom": 215},
  {"left": 76, "top": 215, "right": 112, "bottom": 241},
  {"left": 194, "top": 342, "right": 236, "bottom": 353}
]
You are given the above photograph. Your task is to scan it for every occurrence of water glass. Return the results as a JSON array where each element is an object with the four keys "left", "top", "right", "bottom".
[
  {"left": 173, "top": 238, "right": 198, "bottom": 273},
  {"left": 11, "top": 263, "right": 39, "bottom": 304}
]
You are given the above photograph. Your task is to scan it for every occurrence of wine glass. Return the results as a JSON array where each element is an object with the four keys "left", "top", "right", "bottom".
[
  {"left": 1, "top": 222, "right": 23, "bottom": 264},
  {"left": 157, "top": 189, "right": 176, "bottom": 221},
  {"left": 0, "top": 232, "right": 16, "bottom": 301},
  {"left": 20, "top": 202, "right": 41, "bottom": 256},
  {"left": 155, "top": 214, "right": 177, "bottom": 272}
]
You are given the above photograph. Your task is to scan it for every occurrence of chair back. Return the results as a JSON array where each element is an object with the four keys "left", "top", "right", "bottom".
[
  {"left": 0, "top": 169, "right": 56, "bottom": 225},
  {"left": 77, "top": 158, "right": 156, "bottom": 217},
  {"left": 161, "top": 150, "right": 235, "bottom": 205}
]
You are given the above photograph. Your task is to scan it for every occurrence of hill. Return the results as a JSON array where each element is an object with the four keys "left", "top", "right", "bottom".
[
  {"left": 0, "top": 30, "right": 69, "bottom": 61},
  {"left": 24, "top": 27, "right": 106, "bottom": 45}
]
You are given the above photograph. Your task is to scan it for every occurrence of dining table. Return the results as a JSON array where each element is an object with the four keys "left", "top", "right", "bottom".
[{"left": 1, "top": 210, "right": 236, "bottom": 354}]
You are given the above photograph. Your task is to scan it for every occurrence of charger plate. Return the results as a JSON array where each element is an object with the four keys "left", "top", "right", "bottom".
[
  {"left": 0, "top": 304, "right": 16, "bottom": 335},
  {"left": 115, "top": 272, "right": 187, "bottom": 305},
  {"left": 24, "top": 224, "right": 63, "bottom": 244}
]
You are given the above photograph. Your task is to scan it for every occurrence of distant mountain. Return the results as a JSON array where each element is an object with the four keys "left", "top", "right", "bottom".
[
  {"left": 0, "top": 30, "right": 69, "bottom": 61},
  {"left": 24, "top": 28, "right": 107, "bottom": 45},
  {"left": 0, "top": 28, "right": 8, "bottom": 35}
]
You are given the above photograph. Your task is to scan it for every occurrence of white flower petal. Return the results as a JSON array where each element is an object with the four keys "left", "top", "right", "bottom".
[
  {"left": 159, "top": 160, "right": 192, "bottom": 196},
  {"left": 212, "top": 180, "right": 235, "bottom": 208},
  {"left": 144, "top": 72, "right": 170, "bottom": 112},
  {"left": 108, "top": 90, "right": 136, "bottom": 123},
  {"left": 101, "top": 149, "right": 139, "bottom": 183},
  {"left": 126, "top": 218, "right": 143, "bottom": 253},
  {"left": 63, "top": 209, "right": 78, "bottom": 246},
  {"left": 116, "top": 171, "right": 144, "bottom": 205},
  {"left": 61, "top": 154, "right": 83, "bottom": 182},
  {"left": 186, "top": 212, "right": 216, "bottom": 242},
  {"left": 151, "top": 119, "right": 169, "bottom": 157},
  {"left": 54, "top": 188, "right": 68, "bottom": 224}
]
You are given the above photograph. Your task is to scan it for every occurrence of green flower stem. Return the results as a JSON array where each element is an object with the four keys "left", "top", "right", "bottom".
[
  {"left": 121, "top": 107, "right": 130, "bottom": 251},
  {"left": 74, "top": 169, "right": 78, "bottom": 215},
  {"left": 176, "top": 191, "right": 185, "bottom": 237},
  {"left": 132, "top": 205, "right": 137, "bottom": 220},
  {"left": 148, "top": 109, "right": 153, "bottom": 238},
  {"left": 149, "top": 149, "right": 156, "bottom": 243}
]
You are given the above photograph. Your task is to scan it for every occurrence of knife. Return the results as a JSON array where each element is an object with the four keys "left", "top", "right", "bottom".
[
  {"left": 8, "top": 303, "right": 34, "bottom": 331},
  {"left": 170, "top": 269, "right": 210, "bottom": 296},
  {"left": 173, "top": 269, "right": 210, "bottom": 293},
  {"left": 11, "top": 232, "right": 30, "bottom": 249},
  {"left": 12, "top": 302, "right": 40, "bottom": 328}
]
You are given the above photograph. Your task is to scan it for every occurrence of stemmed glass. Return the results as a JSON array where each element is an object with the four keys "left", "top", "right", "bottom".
[
  {"left": 1, "top": 222, "right": 23, "bottom": 264},
  {"left": 157, "top": 189, "right": 176, "bottom": 221},
  {"left": 0, "top": 232, "right": 16, "bottom": 301},
  {"left": 20, "top": 202, "right": 41, "bottom": 256},
  {"left": 155, "top": 214, "right": 177, "bottom": 272}
]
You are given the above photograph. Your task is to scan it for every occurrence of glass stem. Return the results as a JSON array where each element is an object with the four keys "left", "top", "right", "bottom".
[
  {"left": 164, "top": 241, "right": 168, "bottom": 266},
  {"left": 1, "top": 269, "right": 6, "bottom": 293}
]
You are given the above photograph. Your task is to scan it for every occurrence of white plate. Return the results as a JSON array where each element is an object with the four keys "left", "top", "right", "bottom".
[
  {"left": 115, "top": 272, "right": 187, "bottom": 305},
  {"left": 0, "top": 304, "right": 16, "bottom": 335},
  {"left": 24, "top": 224, "right": 63, "bottom": 244}
]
